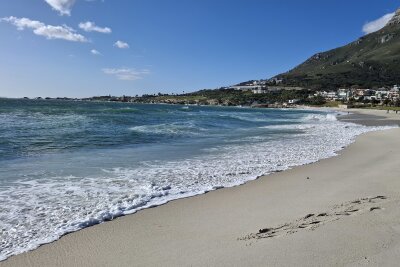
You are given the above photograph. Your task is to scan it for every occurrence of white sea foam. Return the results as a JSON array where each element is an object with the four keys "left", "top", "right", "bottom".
[
  {"left": 218, "top": 113, "right": 272, "bottom": 122},
  {"left": 303, "top": 113, "right": 338, "bottom": 121},
  {"left": 0, "top": 112, "right": 397, "bottom": 261},
  {"left": 129, "top": 122, "right": 205, "bottom": 135}
]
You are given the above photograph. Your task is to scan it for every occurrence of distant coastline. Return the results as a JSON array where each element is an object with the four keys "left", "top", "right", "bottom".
[{"left": 10, "top": 84, "right": 400, "bottom": 112}]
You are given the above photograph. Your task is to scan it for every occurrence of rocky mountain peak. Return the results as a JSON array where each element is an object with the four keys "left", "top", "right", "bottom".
[{"left": 387, "top": 8, "right": 400, "bottom": 26}]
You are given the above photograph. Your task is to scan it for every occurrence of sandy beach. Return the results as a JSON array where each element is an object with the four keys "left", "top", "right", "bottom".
[{"left": 2, "top": 108, "right": 400, "bottom": 267}]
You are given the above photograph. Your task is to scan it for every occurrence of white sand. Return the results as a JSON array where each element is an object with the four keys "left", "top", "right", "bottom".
[{"left": 2, "top": 109, "right": 400, "bottom": 267}]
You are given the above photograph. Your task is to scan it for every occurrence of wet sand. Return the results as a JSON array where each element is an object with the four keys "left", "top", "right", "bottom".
[{"left": 337, "top": 108, "right": 400, "bottom": 126}]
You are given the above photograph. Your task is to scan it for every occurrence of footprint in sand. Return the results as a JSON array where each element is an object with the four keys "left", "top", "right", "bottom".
[{"left": 239, "top": 195, "right": 388, "bottom": 241}]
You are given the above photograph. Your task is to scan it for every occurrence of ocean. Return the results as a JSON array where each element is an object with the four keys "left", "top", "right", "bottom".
[{"left": 0, "top": 98, "right": 391, "bottom": 260}]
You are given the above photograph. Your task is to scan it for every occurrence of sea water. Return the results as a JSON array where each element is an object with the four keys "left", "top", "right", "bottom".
[{"left": 0, "top": 99, "right": 394, "bottom": 260}]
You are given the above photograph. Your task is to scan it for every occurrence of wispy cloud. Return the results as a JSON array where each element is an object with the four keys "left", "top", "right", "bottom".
[
  {"left": 91, "top": 49, "right": 101, "bottom": 55},
  {"left": 114, "top": 40, "right": 129, "bottom": 49},
  {"left": 1, "top": 16, "right": 88, "bottom": 42},
  {"left": 79, "top": 21, "right": 111, "bottom": 33},
  {"left": 102, "top": 68, "right": 149, "bottom": 80},
  {"left": 362, "top": 12, "right": 395, "bottom": 34},
  {"left": 34, "top": 25, "right": 87, "bottom": 42},
  {"left": 44, "top": 0, "right": 76, "bottom": 16}
]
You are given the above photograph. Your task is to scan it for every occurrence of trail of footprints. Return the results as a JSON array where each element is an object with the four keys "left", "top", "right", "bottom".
[{"left": 239, "top": 196, "right": 387, "bottom": 241}]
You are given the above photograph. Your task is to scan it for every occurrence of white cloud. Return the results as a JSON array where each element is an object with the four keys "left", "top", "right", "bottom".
[
  {"left": 34, "top": 25, "right": 87, "bottom": 42},
  {"left": 91, "top": 49, "right": 101, "bottom": 55},
  {"left": 362, "top": 12, "right": 395, "bottom": 34},
  {"left": 114, "top": 40, "right": 129, "bottom": 49},
  {"left": 1, "top": 17, "right": 44, "bottom": 30},
  {"left": 44, "top": 0, "right": 76, "bottom": 16},
  {"left": 102, "top": 68, "right": 149, "bottom": 80},
  {"left": 90, "top": 49, "right": 101, "bottom": 56},
  {"left": 79, "top": 21, "right": 111, "bottom": 33},
  {"left": 1, "top": 16, "right": 88, "bottom": 42}
]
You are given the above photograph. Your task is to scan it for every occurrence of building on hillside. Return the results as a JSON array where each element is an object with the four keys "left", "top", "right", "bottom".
[
  {"left": 374, "top": 89, "right": 389, "bottom": 100},
  {"left": 389, "top": 86, "right": 400, "bottom": 100},
  {"left": 315, "top": 91, "right": 338, "bottom": 100},
  {"left": 288, "top": 99, "right": 300, "bottom": 105},
  {"left": 355, "top": 89, "right": 374, "bottom": 97},
  {"left": 268, "top": 78, "right": 283, "bottom": 84},
  {"left": 337, "top": 89, "right": 352, "bottom": 100},
  {"left": 229, "top": 85, "right": 264, "bottom": 91},
  {"left": 252, "top": 88, "right": 269, "bottom": 94},
  {"left": 229, "top": 85, "right": 282, "bottom": 94}
]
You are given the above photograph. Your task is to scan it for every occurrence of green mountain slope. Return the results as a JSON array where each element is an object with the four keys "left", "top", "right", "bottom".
[{"left": 275, "top": 9, "right": 400, "bottom": 89}]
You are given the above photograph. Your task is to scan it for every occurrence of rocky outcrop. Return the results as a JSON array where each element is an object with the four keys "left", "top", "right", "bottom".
[
  {"left": 380, "top": 33, "right": 394, "bottom": 43},
  {"left": 387, "top": 9, "right": 400, "bottom": 26}
]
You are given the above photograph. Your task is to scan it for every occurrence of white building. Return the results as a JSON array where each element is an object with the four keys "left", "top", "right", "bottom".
[
  {"left": 230, "top": 85, "right": 262, "bottom": 91},
  {"left": 288, "top": 99, "right": 300, "bottom": 104},
  {"left": 374, "top": 90, "right": 389, "bottom": 100},
  {"left": 252, "top": 88, "right": 268, "bottom": 94},
  {"left": 316, "top": 91, "right": 338, "bottom": 100},
  {"left": 337, "top": 89, "right": 351, "bottom": 100},
  {"left": 389, "top": 86, "right": 399, "bottom": 99}
]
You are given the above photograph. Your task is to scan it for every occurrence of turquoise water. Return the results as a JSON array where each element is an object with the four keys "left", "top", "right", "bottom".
[
  {"left": 0, "top": 99, "right": 389, "bottom": 260},
  {"left": 0, "top": 99, "right": 311, "bottom": 160}
]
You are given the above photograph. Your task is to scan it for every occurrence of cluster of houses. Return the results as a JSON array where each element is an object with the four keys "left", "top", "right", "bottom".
[
  {"left": 229, "top": 80, "right": 400, "bottom": 104},
  {"left": 28, "top": 79, "right": 399, "bottom": 107},
  {"left": 229, "top": 85, "right": 277, "bottom": 94},
  {"left": 228, "top": 80, "right": 288, "bottom": 94},
  {"left": 315, "top": 85, "right": 400, "bottom": 102}
]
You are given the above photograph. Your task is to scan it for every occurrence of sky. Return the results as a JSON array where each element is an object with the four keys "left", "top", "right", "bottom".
[{"left": 0, "top": 0, "right": 399, "bottom": 98}]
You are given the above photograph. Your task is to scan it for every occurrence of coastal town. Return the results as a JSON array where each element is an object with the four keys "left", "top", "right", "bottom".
[
  {"left": 27, "top": 81, "right": 400, "bottom": 109},
  {"left": 226, "top": 79, "right": 400, "bottom": 107}
]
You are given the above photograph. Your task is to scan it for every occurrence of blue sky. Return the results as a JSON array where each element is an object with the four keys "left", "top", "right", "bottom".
[{"left": 0, "top": 0, "right": 399, "bottom": 98}]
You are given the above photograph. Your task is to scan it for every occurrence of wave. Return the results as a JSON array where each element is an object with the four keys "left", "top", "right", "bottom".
[
  {"left": 260, "top": 113, "right": 338, "bottom": 131},
  {"left": 259, "top": 124, "right": 315, "bottom": 131},
  {"left": 302, "top": 113, "right": 338, "bottom": 122},
  {"left": 217, "top": 113, "right": 271, "bottom": 123},
  {"left": 101, "top": 107, "right": 140, "bottom": 113},
  {"left": 129, "top": 122, "right": 204, "bottom": 135}
]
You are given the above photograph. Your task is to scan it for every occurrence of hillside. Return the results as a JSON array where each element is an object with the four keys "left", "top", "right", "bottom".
[{"left": 275, "top": 9, "right": 400, "bottom": 89}]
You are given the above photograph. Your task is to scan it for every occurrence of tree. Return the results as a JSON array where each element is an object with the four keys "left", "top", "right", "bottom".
[
  {"left": 383, "top": 99, "right": 390, "bottom": 106},
  {"left": 371, "top": 99, "right": 379, "bottom": 106}
]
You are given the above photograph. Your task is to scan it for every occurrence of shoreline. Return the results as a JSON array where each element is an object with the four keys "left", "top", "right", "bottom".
[
  {"left": 2, "top": 109, "right": 400, "bottom": 266},
  {"left": 336, "top": 108, "right": 400, "bottom": 126}
]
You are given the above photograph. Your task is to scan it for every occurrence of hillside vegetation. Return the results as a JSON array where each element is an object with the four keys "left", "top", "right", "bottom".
[
  {"left": 275, "top": 9, "right": 400, "bottom": 89},
  {"left": 133, "top": 89, "right": 325, "bottom": 106}
]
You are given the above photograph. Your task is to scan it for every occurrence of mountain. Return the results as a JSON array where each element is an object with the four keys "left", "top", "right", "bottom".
[{"left": 275, "top": 9, "right": 400, "bottom": 89}]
